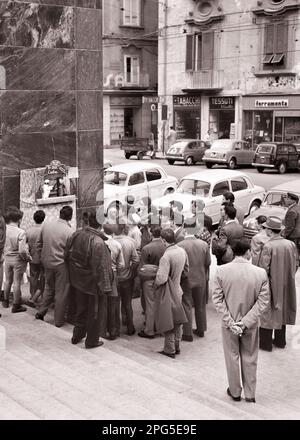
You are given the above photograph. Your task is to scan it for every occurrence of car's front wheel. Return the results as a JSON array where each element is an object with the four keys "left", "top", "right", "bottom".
[
  {"left": 125, "top": 153, "right": 131, "bottom": 159},
  {"left": 249, "top": 200, "right": 261, "bottom": 213},
  {"left": 167, "top": 159, "right": 175, "bottom": 165},
  {"left": 257, "top": 167, "right": 264, "bottom": 173},
  {"left": 228, "top": 158, "right": 237, "bottom": 170},
  {"left": 185, "top": 156, "right": 193, "bottom": 166},
  {"left": 278, "top": 162, "right": 287, "bottom": 174},
  {"left": 205, "top": 163, "right": 213, "bottom": 169}
]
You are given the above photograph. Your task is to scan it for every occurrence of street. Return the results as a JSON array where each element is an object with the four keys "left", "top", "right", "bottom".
[{"left": 104, "top": 148, "right": 300, "bottom": 193}]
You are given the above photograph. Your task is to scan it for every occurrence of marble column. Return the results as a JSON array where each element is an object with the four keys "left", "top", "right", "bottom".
[{"left": 0, "top": 0, "right": 103, "bottom": 216}]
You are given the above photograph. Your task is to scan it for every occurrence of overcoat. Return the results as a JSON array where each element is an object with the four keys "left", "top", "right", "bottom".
[{"left": 259, "top": 236, "right": 298, "bottom": 329}]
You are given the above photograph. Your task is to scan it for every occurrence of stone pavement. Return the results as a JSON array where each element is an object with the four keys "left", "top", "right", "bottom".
[{"left": 0, "top": 259, "right": 300, "bottom": 420}]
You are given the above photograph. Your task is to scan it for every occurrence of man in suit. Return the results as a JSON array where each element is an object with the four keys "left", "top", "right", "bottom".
[
  {"left": 212, "top": 205, "right": 244, "bottom": 265},
  {"left": 154, "top": 228, "right": 189, "bottom": 358},
  {"left": 178, "top": 225, "right": 211, "bottom": 341},
  {"left": 258, "top": 216, "right": 298, "bottom": 351},
  {"left": 282, "top": 192, "right": 300, "bottom": 262},
  {"left": 222, "top": 191, "right": 245, "bottom": 225},
  {"left": 212, "top": 238, "right": 270, "bottom": 403},
  {"left": 138, "top": 225, "right": 166, "bottom": 339}
]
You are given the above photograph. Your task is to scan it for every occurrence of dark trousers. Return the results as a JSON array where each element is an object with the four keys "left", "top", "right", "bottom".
[
  {"left": 118, "top": 278, "right": 134, "bottom": 333},
  {"left": 259, "top": 325, "right": 286, "bottom": 351},
  {"left": 38, "top": 263, "right": 70, "bottom": 327},
  {"left": 29, "top": 263, "right": 45, "bottom": 299},
  {"left": 182, "top": 281, "right": 207, "bottom": 337},
  {"left": 72, "top": 289, "right": 102, "bottom": 346}
]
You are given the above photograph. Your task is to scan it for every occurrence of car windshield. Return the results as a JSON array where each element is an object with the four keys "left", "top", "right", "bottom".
[
  {"left": 257, "top": 145, "right": 274, "bottom": 154},
  {"left": 104, "top": 170, "right": 127, "bottom": 186},
  {"left": 263, "top": 191, "right": 289, "bottom": 207},
  {"left": 211, "top": 139, "right": 234, "bottom": 151},
  {"left": 177, "top": 179, "right": 210, "bottom": 196}
]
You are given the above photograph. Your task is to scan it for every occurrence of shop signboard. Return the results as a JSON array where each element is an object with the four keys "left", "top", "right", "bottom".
[
  {"left": 210, "top": 97, "right": 235, "bottom": 110},
  {"left": 254, "top": 99, "right": 289, "bottom": 108},
  {"left": 173, "top": 95, "right": 201, "bottom": 107}
]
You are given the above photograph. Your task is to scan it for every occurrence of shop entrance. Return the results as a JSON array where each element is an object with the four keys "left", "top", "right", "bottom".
[
  {"left": 174, "top": 110, "right": 201, "bottom": 139},
  {"left": 124, "top": 107, "right": 134, "bottom": 137},
  {"left": 209, "top": 110, "right": 235, "bottom": 139}
]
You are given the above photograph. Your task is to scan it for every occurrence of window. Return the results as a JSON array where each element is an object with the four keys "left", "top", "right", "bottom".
[
  {"left": 231, "top": 177, "right": 248, "bottom": 192},
  {"left": 128, "top": 172, "right": 145, "bottom": 186},
  {"left": 186, "top": 32, "right": 214, "bottom": 71},
  {"left": 104, "top": 171, "right": 127, "bottom": 186},
  {"left": 122, "top": 0, "right": 141, "bottom": 26},
  {"left": 212, "top": 181, "right": 230, "bottom": 197},
  {"left": 177, "top": 179, "right": 210, "bottom": 196},
  {"left": 278, "top": 145, "right": 288, "bottom": 154},
  {"left": 146, "top": 169, "right": 162, "bottom": 182},
  {"left": 263, "top": 21, "right": 288, "bottom": 68},
  {"left": 124, "top": 56, "right": 139, "bottom": 84}
]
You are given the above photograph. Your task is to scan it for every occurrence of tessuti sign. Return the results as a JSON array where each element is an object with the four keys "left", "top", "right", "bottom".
[
  {"left": 173, "top": 95, "right": 201, "bottom": 106},
  {"left": 209, "top": 97, "right": 235, "bottom": 110},
  {"left": 255, "top": 99, "right": 289, "bottom": 108}
]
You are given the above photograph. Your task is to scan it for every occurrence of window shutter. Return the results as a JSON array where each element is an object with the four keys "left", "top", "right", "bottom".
[
  {"left": 196, "top": 34, "right": 202, "bottom": 71},
  {"left": 201, "top": 32, "right": 214, "bottom": 70},
  {"left": 264, "top": 23, "right": 275, "bottom": 54},
  {"left": 275, "top": 21, "right": 288, "bottom": 54},
  {"left": 186, "top": 34, "right": 194, "bottom": 71},
  {"left": 132, "top": 57, "right": 139, "bottom": 83}
]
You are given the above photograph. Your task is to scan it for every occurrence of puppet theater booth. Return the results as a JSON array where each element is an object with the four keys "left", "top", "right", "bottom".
[{"left": 20, "top": 160, "right": 77, "bottom": 230}]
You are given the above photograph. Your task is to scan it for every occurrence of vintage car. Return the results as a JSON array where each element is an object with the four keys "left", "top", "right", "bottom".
[
  {"left": 252, "top": 142, "right": 300, "bottom": 174},
  {"left": 165, "top": 139, "right": 209, "bottom": 166},
  {"left": 152, "top": 169, "right": 265, "bottom": 225},
  {"left": 202, "top": 139, "right": 256, "bottom": 169},
  {"left": 103, "top": 162, "right": 178, "bottom": 215},
  {"left": 243, "top": 179, "right": 300, "bottom": 238}
]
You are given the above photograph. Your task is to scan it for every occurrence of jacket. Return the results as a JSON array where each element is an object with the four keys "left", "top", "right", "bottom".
[
  {"left": 212, "top": 220, "right": 244, "bottom": 264},
  {"left": 178, "top": 236, "right": 211, "bottom": 288},
  {"left": 65, "top": 227, "right": 113, "bottom": 296},
  {"left": 283, "top": 203, "right": 300, "bottom": 240}
]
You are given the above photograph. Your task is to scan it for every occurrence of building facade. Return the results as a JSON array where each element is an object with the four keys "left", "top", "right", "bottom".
[
  {"left": 158, "top": 0, "right": 300, "bottom": 150},
  {"left": 103, "top": 0, "right": 158, "bottom": 147}
]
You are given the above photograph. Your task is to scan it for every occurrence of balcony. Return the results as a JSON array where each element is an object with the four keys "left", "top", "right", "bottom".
[
  {"left": 120, "top": 73, "right": 150, "bottom": 90},
  {"left": 183, "top": 70, "right": 224, "bottom": 92}
]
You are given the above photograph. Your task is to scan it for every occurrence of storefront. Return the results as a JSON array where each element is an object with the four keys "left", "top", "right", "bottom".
[
  {"left": 243, "top": 95, "right": 300, "bottom": 148},
  {"left": 209, "top": 97, "right": 235, "bottom": 139},
  {"left": 173, "top": 95, "right": 201, "bottom": 139},
  {"left": 109, "top": 96, "right": 143, "bottom": 143}
]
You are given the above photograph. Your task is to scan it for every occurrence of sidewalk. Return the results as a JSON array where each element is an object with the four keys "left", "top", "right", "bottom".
[{"left": 0, "top": 260, "right": 299, "bottom": 419}]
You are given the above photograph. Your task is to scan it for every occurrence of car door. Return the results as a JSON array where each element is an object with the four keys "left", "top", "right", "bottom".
[
  {"left": 288, "top": 144, "right": 298, "bottom": 169},
  {"left": 230, "top": 176, "right": 250, "bottom": 213},
  {"left": 145, "top": 168, "right": 167, "bottom": 200},
  {"left": 127, "top": 171, "right": 149, "bottom": 205},
  {"left": 206, "top": 180, "right": 230, "bottom": 224},
  {"left": 241, "top": 141, "right": 255, "bottom": 165},
  {"left": 194, "top": 141, "right": 206, "bottom": 162}
]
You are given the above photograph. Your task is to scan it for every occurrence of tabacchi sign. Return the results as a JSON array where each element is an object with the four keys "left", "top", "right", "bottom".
[
  {"left": 255, "top": 99, "right": 289, "bottom": 108},
  {"left": 173, "top": 95, "right": 201, "bottom": 106}
]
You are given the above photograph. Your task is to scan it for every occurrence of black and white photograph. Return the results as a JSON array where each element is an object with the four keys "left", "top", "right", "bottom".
[{"left": 0, "top": 0, "right": 300, "bottom": 431}]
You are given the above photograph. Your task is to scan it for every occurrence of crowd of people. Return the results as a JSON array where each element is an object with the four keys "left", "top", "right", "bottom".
[{"left": 0, "top": 189, "right": 299, "bottom": 403}]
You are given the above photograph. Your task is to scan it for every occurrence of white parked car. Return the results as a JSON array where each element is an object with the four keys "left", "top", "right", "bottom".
[
  {"left": 103, "top": 162, "right": 178, "bottom": 215},
  {"left": 152, "top": 169, "right": 265, "bottom": 225}
]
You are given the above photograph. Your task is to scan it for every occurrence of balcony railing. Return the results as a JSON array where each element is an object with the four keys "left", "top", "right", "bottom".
[
  {"left": 184, "top": 70, "right": 224, "bottom": 90},
  {"left": 121, "top": 73, "right": 150, "bottom": 89}
]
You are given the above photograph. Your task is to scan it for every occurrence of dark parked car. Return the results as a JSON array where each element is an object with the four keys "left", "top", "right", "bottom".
[
  {"left": 166, "top": 139, "right": 209, "bottom": 166},
  {"left": 252, "top": 142, "right": 300, "bottom": 174}
]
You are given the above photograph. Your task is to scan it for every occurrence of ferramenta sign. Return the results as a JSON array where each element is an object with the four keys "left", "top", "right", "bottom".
[{"left": 255, "top": 99, "right": 289, "bottom": 108}]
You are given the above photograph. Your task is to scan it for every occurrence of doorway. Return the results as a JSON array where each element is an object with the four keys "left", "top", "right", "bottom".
[{"left": 124, "top": 107, "right": 134, "bottom": 137}]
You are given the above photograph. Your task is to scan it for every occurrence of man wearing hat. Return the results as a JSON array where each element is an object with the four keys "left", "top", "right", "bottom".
[
  {"left": 282, "top": 192, "right": 300, "bottom": 260},
  {"left": 258, "top": 216, "right": 298, "bottom": 351}
]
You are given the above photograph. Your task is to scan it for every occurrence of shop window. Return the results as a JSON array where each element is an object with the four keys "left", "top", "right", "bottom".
[
  {"left": 263, "top": 21, "right": 288, "bottom": 69},
  {"left": 124, "top": 56, "right": 139, "bottom": 85},
  {"left": 146, "top": 169, "right": 162, "bottom": 182},
  {"left": 128, "top": 172, "right": 145, "bottom": 186},
  {"left": 122, "top": 0, "right": 141, "bottom": 27},
  {"left": 212, "top": 181, "right": 230, "bottom": 197},
  {"left": 185, "top": 32, "right": 214, "bottom": 71},
  {"left": 243, "top": 111, "right": 273, "bottom": 148},
  {"left": 231, "top": 177, "right": 248, "bottom": 192}
]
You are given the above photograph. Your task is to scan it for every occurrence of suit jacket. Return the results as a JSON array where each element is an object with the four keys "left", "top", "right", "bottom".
[
  {"left": 212, "top": 220, "right": 244, "bottom": 264},
  {"left": 140, "top": 238, "right": 166, "bottom": 266},
  {"left": 178, "top": 236, "right": 211, "bottom": 288},
  {"left": 212, "top": 257, "right": 270, "bottom": 329},
  {"left": 174, "top": 226, "right": 185, "bottom": 244},
  {"left": 283, "top": 203, "right": 300, "bottom": 240}
]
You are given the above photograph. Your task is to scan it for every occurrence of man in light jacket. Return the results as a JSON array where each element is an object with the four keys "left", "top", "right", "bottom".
[{"left": 212, "top": 238, "right": 270, "bottom": 403}]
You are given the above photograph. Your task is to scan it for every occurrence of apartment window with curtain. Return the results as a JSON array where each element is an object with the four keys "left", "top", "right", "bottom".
[
  {"left": 122, "top": 0, "right": 141, "bottom": 26},
  {"left": 185, "top": 32, "right": 214, "bottom": 71},
  {"left": 124, "top": 55, "right": 139, "bottom": 84},
  {"left": 262, "top": 21, "right": 288, "bottom": 69}
]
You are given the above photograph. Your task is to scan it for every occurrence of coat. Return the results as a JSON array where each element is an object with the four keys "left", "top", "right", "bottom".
[
  {"left": 283, "top": 203, "right": 300, "bottom": 240},
  {"left": 178, "top": 236, "right": 211, "bottom": 288},
  {"left": 251, "top": 230, "right": 269, "bottom": 266},
  {"left": 258, "top": 235, "right": 298, "bottom": 329},
  {"left": 212, "top": 257, "right": 270, "bottom": 329},
  {"left": 212, "top": 220, "right": 244, "bottom": 264}
]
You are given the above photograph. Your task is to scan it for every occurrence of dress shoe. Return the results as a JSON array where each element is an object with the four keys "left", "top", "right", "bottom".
[
  {"left": 27, "top": 299, "right": 36, "bottom": 308},
  {"left": 227, "top": 387, "right": 241, "bottom": 402},
  {"left": 175, "top": 348, "right": 180, "bottom": 355},
  {"left": 193, "top": 330, "right": 204, "bottom": 337},
  {"left": 2, "top": 299, "right": 9, "bottom": 308},
  {"left": 272, "top": 339, "right": 286, "bottom": 349},
  {"left": 138, "top": 330, "right": 155, "bottom": 339},
  {"left": 182, "top": 334, "right": 193, "bottom": 342},
  {"left": 259, "top": 345, "right": 272, "bottom": 352},
  {"left": 127, "top": 328, "right": 136, "bottom": 336},
  {"left": 245, "top": 397, "right": 256, "bottom": 403},
  {"left": 85, "top": 341, "right": 104, "bottom": 349},
  {"left": 71, "top": 336, "right": 84, "bottom": 345},
  {"left": 158, "top": 350, "right": 175, "bottom": 359},
  {"left": 12, "top": 305, "right": 27, "bottom": 313},
  {"left": 35, "top": 312, "right": 44, "bottom": 321}
]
